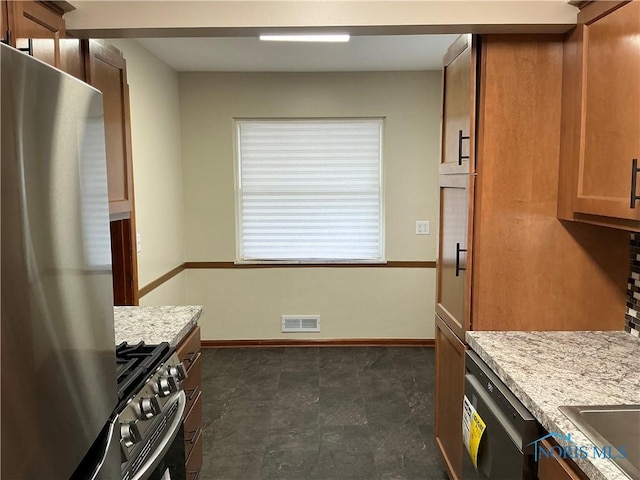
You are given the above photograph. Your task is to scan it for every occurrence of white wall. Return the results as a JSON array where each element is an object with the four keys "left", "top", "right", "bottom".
[
  {"left": 179, "top": 71, "right": 441, "bottom": 340},
  {"left": 108, "top": 39, "right": 186, "bottom": 305}
]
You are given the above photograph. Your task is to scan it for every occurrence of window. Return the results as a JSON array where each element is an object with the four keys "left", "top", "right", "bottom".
[{"left": 235, "top": 119, "right": 384, "bottom": 262}]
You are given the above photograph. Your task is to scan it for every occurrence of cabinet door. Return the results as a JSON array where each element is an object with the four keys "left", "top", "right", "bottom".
[
  {"left": 60, "top": 34, "right": 85, "bottom": 81},
  {"left": 573, "top": 1, "right": 640, "bottom": 223},
  {"left": 85, "top": 40, "right": 134, "bottom": 216},
  {"left": 1, "top": 2, "right": 8, "bottom": 41},
  {"left": 537, "top": 438, "right": 588, "bottom": 480},
  {"left": 7, "top": 1, "right": 64, "bottom": 69},
  {"left": 436, "top": 174, "right": 473, "bottom": 339},
  {"left": 85, "top": 40, "right": 138, "bottom": 305},
  {"left": 435, "top": 314, "right": 466, "bottom": 480},
  {"left": 440, "top": 34, "right": 476, "bottom": 175}
]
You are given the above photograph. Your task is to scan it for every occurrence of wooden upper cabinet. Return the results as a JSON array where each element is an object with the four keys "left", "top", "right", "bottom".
[
  {"left": 558, "top": 0, "right": 640, "bottom": 230},
  {"left": 1, "top": 2, "right": 8, "bottom": 41},
  {"left": 7, "top": 1, "right": 65, "bottom": 69},
  {"left": 436, "top": 174, "right": 474, "bottom": 339},
  {"left": 440, "top": 34, "right": 476, "bottom": 175},
  {"left": 85, "top": 40, "right": 134, "bottom": 216}
]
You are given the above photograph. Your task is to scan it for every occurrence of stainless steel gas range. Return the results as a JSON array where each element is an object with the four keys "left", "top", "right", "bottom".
[{"left": 116, "top": 342, "right": 189, "bottom": 480}]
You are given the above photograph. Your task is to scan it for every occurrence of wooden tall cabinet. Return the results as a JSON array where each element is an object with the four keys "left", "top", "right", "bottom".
[
  {"left": 434, "top": 314, "right": 466, "bottom": 479},
  {"left": 436, "top": 174, "right": 473, "bottom": 340},
  {"left": 84, "top": 39, "right": 139, "bottom": 305},
  {"left": 558, "top": 0, "right": 640, "bottom": 230},
  {"left": 85, "top": 40, "right": 135, "bottom": 217},
  {"left": 434, "top": 35, "right": 631, "bottom": 480}
]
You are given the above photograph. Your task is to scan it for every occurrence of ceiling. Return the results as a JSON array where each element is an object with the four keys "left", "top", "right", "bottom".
[{"left": 136, "top": 34, "right": 460, "bottom": 72}]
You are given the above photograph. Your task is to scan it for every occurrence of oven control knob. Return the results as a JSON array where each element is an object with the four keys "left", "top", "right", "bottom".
[
  {"left": 168, "top": 363, "right": 188, "bottom": 381},
  {"left": 120, "top": 422, "right": 141, "bottom": 448},
  {"left": 157, "top": 375, "right": 178, "bottom": 397},
  {"left": 139, "top": 395, "right": 161, "bottom": 419}
]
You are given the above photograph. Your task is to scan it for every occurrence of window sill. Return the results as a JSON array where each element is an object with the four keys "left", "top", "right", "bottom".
[{"left": 234, "top": 260, "right": 387, "bottom": 266}]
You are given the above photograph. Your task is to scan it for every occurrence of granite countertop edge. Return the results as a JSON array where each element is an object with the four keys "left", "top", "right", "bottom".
[
  {"left": 113, "top": 305, "right": 203, "bottom": 347},
  {"left": 466, "top": 331, "right": 640, "bottom": 480}
]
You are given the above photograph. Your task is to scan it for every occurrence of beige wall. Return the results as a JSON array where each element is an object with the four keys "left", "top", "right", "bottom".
[
  {"left": 139, "top": 272, "right": 187, "bottom": 307},
  {"left": 180, "top": 71, "right": 441, "bottom": 339},
  {"left": 189, "top": 269, "right": 435, "bottom": 340},
  {"left": 109, "top": 39, "right": 186, "bottom": 305}
]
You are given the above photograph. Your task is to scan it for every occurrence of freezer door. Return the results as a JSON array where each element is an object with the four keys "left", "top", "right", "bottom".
[{"left": 1, "top": 44, "right": 119, "bottom": 479}]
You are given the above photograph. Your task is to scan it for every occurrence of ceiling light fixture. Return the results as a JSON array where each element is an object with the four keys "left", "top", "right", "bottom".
[{"left": 259, "top": 34, "right": 350, "bottom": 43}]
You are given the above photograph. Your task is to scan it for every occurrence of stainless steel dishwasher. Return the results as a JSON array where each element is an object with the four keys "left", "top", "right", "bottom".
[{"left": 462, "top": 351, "right": 540, "bottom": 480}]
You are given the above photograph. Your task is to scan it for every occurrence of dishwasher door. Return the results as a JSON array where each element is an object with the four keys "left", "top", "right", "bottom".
[{"left": 462, "top": 351, "right": 539, "bottom": 480}]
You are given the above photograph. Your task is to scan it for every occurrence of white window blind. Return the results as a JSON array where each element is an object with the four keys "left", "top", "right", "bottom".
[{"left": 236, "top": 119, "right": 383, "bottom": 262}]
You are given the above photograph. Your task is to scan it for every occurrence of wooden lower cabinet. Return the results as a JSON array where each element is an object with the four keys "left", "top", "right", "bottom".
[
  {"left": 537, "top": 438, "right": 589, "bottom": 480},
  {"left": 177, "top": 326, "right": 202, "bottom": 476},
  {"left": 183, "top": 392, "right": 202, "bottom": 464},
  {"left": 186, "top": 430, "right": 203, "bottom": 480},
  {"left": 435, "top": 314, "right": 466, "bottom": 480},
  {"left": 183, "top": 353, "right": 201, "bottom": 417}
]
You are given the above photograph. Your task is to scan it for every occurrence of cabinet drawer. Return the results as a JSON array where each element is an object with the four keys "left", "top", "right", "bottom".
[
  {"left": 185, "top": 428, "right": 203, "bottom": 480},
  {"left": 183, "top": 391, "right": 202, "bottom": 461},
  {"left": 183, "top": 352, "right": 201, "bottom": 415},
  {"left": 177, "top": 326, "right": 200, "bottom": 369}
]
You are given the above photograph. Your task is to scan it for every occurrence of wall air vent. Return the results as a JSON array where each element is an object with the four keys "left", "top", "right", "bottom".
[{"left": 281, "top": 315, "right": 320, "bottom": 332}]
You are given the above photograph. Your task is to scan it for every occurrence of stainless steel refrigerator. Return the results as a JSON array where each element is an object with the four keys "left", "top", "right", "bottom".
[{"left": 1, "top": 43, "right": 121, "bottom": 479}]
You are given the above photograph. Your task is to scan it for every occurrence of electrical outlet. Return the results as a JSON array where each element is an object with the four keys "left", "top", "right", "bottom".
[
  {"left": 136, "top": 233, "right": 142, "bottom": 253},
  {"left": 416, "top": 221, "right": 430, "bottom": 235}
]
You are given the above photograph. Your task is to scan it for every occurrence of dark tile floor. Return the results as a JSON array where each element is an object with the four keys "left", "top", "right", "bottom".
[{"left": 200, "top": 347, "right": 448, "bottom": 480}]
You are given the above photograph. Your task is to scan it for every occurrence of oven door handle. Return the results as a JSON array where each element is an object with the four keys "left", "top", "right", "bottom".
[{"left": 131, "top": 391, "right": 187, "bottom": 480}]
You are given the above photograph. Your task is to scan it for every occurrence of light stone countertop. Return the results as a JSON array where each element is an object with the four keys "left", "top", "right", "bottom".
[
  {"left": 114, "top": 305, "right": 203, "bottom": 347},
  {"left": 466, "top": 330, "right": 640, "bottom": 480}
]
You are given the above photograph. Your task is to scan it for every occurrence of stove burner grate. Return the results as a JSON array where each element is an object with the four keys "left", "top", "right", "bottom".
[{"left": 115, "top": 341, "right": 172, "bottom": 407}]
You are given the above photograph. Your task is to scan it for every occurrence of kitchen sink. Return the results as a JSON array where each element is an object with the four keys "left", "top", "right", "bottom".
[{"left": 558, "top": 405, "right": 640, "bottom": 480}]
